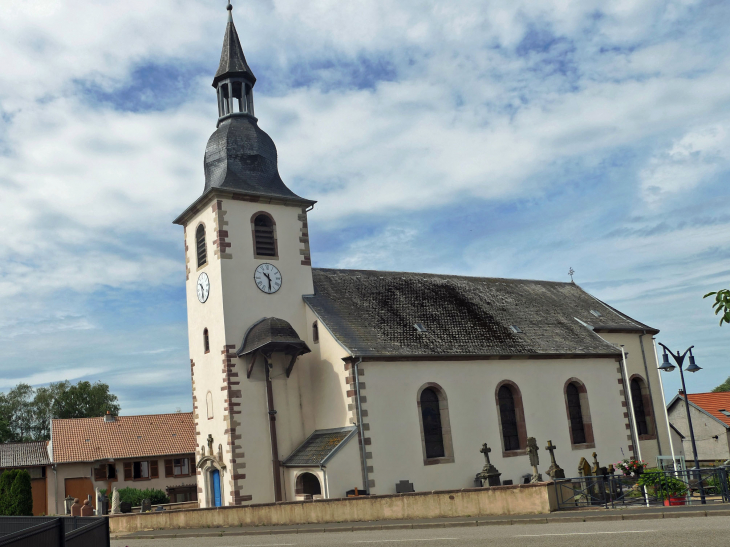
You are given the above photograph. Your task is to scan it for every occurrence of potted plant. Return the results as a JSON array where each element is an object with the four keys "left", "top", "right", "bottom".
[
  {"left": 615, "top": 458, "right": 647, "bottom": 477},
  {"left": 638, "top": 470, "right": 687, "bottom": 506}
]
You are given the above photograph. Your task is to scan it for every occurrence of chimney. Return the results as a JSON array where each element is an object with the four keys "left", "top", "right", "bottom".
[
  {"left": 104, "top": 411, "right": 116, "bottom": 423},
  {"left": 678, "top": 389, "right": 685, "bottom": 396}
]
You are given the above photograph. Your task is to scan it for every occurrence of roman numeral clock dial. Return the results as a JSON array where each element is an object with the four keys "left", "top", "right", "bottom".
[{"left": 254, "top": 263, "right": 282, "bottom": 294}]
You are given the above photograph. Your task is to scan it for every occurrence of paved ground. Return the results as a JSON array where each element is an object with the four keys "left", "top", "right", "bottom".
[{"left": 111, "top": 515, "right": 730, "bottom": 546}]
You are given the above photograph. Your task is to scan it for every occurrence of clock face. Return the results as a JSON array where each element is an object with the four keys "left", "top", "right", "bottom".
[
  {"left": 197, "top": 272, "right": 210, "bottom": 303},
  {"left": 254, "top": 263, "right": 282, "bottom": 294}
]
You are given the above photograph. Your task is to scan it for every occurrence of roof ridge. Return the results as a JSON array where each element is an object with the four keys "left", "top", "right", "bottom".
[{"left": 313, "top": 267, "right": 576, "bottom": 285}]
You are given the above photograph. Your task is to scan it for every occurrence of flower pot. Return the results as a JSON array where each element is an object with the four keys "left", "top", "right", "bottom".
[{"left": 664, "top": 495, "right": 686, "bottom": 506}]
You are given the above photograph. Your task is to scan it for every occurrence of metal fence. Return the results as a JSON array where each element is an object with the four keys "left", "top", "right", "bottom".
[
  {"left": 0, "top": 517, "right": 109, "bottom": 547},
  {"left": 554, "top": 467, "right": 730, "bottom": 510}
]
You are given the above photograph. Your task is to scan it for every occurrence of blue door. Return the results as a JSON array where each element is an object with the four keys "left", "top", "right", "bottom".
[{"left": 212, "top": 470, "right": 221, "bottom": 507}]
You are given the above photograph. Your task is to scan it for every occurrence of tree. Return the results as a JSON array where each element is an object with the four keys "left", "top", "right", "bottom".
[
  {"left": 0, "top": 384, "right": 35, "bottom": 442},
  {"left": 712, "top": 377, "right": 730, "bottom": 393},
  {"left": 0, "top": 470, "right": 32, "bottom": 516},
  {"left": 704, "top": 289, "right": 730, "bottom": 326}
]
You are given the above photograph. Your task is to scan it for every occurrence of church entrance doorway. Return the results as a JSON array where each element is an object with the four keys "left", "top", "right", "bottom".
[
  {"left": 296, "top": 472, "right": 321, "bottom": 499},
  {"left": 210, "top": 469, "right": 221, "bottom": 507}
]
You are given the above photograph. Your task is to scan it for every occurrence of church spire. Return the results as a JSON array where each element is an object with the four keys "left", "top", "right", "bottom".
[{"left": 213, "top": 2, "right": 256, "bottom": 118}]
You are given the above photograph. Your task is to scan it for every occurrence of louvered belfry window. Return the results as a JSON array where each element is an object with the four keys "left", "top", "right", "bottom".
[
  {"left": 420, "top": 388, "right": 445, "bottom": 459},
  {"left": 196, "top": 224, "right": 207, "bottom": 267},
  {"left": 253, "top": 214, "right": 277, "bottom": 257},
  {"left": 498, "top": 385, "right": 520, "bottom": 451},
  {"left": 566, "top": 383, "right": 587, "bottom": 444}
]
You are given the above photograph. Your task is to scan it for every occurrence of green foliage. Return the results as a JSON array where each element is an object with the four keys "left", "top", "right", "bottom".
[
  {"left": 0, "top": 380, "right": 121, "bottom": 441},
  {"left": 0, "top": 470, "right": 33, "bottom": 516},
  {"left": 638, "top": 470, "right": 687, "bottom": 498},
  {"left": 704, "top": 289, "right": 730, "bottom": 326},
  {"left": 116, "top": 488, "right": 169, "bottom": 507},
  {"left": 712, "top": 376, "right": 730, "bottom": 393}
]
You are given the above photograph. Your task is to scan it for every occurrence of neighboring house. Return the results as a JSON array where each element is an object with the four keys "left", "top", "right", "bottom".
[
  {"left": 0, "top": 441, "right": 51, "bottom": 515},
  {"left": 48, "top": 412, "right": 197, "bottom": 515},
  {"left": 174, "top": 4, "right": 673, "bottom": 508},
  {"left": 668, "top": 391, "right": 730, "bottom": 464}
]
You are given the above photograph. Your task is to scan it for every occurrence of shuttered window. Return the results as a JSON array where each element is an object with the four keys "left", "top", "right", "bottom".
[
  {"left": 196, "top": 224, "right": 207, "bottom": 267},
  {"left": 498, "top": 385, "right": 520, "bottom": 451},
  {"left": 253, "top": 214, "right": 277, "bottom": 257},
  {"left": 420, "top": 388, "right": 445, "bottom": 459},
  {"left": 165, "top": 459, "right": 174, "bottom": 478},
  {"left": 94, "top": 465, "right": 107, "bottom": 481},
  {"left": 150, "top": 460, "right": 159, "bottom": 479},
  {"left": 566, "top": 383, "right": 587, "bottom": 444},
  {"left": 123, "top": 462, "right": 132, "bottom": 481}
]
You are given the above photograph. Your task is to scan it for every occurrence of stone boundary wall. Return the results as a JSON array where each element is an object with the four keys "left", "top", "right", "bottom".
[{"left": 109, "top": 483, "right": 557, "bottom": 534}]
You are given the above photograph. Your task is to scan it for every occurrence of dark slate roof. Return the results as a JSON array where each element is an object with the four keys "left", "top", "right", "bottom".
[
  {"left": 213, "top": 6, "right": 255, "bottom": 87},
  {"left": 0, "top": 442, "right": 50, "bottom": 468},
  {"left": 305, "top": 269, "right": 658, "bottom": 359},
  {"left": 237, "top": 317, "right": 311, "bottom": 357},
  {"left": 282, "top": 427, "right": 357, "bottom": 467},
  {"left": 203, "top": 116, "right": 313, "bottom": 204}
]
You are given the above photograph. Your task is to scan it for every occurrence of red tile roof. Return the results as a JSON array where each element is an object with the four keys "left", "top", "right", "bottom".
[
  {"left": 51, "top": 413, "right": 196, "bottom": 463},
  {"left": 0, "top": 441, "right": 51, "bottom": 468},
  {"left": 685, "top": 393, "right": 730, "bottom": 427}
]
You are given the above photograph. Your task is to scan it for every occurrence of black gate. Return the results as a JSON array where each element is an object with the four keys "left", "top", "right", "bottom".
[
  {"left": 0, "top": 517, "right": 110, "bottom": 547},
  {"left": 554, "top": 468, "right": 730, "bottom": 509}
]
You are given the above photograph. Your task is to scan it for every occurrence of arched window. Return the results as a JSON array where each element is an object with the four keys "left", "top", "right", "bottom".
[
  {"left": 495, "top": 381, "right": 527, "bottom": 454},
  {"left": 416, "top": 383, "right": 454, "bottom": 464},
  {"left": 196, "top": 224, "right": 207, "bottom": 267},
  {"left": 312, "top": 321, "right": 319, "bottom": 343},
  {"left": 251, "top": 213, "right": 277, "bottom": 258},
  {"left": 206, "top": 391, "right": 214, "bottom": 420},
  {"left": 630, "top": 377, "right": 653, "bottom": 437},
  {"left": 563, "top": 378, "right": 595, "bottom": 448},
  {"left": 566, "top": 383, "right": 586, "bottom": 444},
  {"left": 421, "top": 388, "right": 444, "bottom": 459},
  {"left": 203, "top": 328, "right": 210, "bottom": 353},
  {"left": 295, "top": 472, "right": 321, "bottom": 497}
]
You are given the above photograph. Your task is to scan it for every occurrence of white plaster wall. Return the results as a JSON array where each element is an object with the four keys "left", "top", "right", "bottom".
[
  {"left": 597, "top": 333, "right": 671, "bottom": 466},
  {"left": 668, "top": 401, "right": 730, "bottom": 462},
  {"left": 322, "top": 435, "right": 362, "bottom": 499},
  {"left": 362, "top": 358, "right": 628, "bottom": 494}
]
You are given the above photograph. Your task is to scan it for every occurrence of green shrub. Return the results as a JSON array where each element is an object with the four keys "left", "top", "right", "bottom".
[
  {"left": 0, "top": 470, "right": 33, "bottom": 515},
  {"left": 638, "top": 470, "right": 687, "bottom": 498},
  {"left": 117, "top": 487, "right": 169, "bottom": 507}
]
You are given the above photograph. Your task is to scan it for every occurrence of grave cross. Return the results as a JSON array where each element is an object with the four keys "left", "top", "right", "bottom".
[
  {"left": 544, "top": 439, "right": 565, "bottom": 479},
  {"left": 545, "top": 440, "right": 558, "bottom": 465},
  {"left": 480, "top": 443, "right": 492, "bottom": 465}
]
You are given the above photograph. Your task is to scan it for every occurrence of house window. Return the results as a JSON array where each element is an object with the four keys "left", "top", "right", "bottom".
[
  {"left": 94, "top": 463, "right": 117, "bottom": 481},
  {"left": 312, "top": 321, "right": 319, "bottom": 343},
  {"left": 203, "top": 328, "right": 210, "bottom": 353},
  {"left": 420, "top": 388, "right": 445, "bottom": 459},
  {"left": 631, "top": 377, "right": 650, "bottom": 436},
  {"left": 566, "top": 383, "right": 586, "bottom": 444},
  {"left": 495, "top": 381, "right": 528, "bottom": 455},
  {"left": 165, "top": 458, "right": 191, "bottom": 477},
  {"left": 133, "top": 461, "right": 149, "bottom": 480},
  {"left": 251, "top": 212, "right": 277, "bottom": 258},
  {"left": 196, "top": 224, "right": 207, "bottom": 267},
  {"left": 124, "top": 460, "right": 158, "bottom": 481}
]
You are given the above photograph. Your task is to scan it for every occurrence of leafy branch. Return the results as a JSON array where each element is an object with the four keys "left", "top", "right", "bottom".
[{"left": 704, "top": 289, "right": 730, "bottom": 326}]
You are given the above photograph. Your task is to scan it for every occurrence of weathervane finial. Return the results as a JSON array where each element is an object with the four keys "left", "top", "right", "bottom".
[{"left": 568, "top": 267, "right": 575, "bottom": 282}]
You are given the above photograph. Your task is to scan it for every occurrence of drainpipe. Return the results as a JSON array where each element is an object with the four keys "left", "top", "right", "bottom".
[
  {"left": 639, "top": 332, "right": 662, "bottom": 456},
  {"left": 653, "top": 337, "right": 677, "bottom": 469},
  {"left": 352, "top": 358, "right": 370, "bottom": 493},
  {"left": 320, "top": 465, "right": 329, "bottom": 499},
  {"left": 53, "top": 465, "right": 58, "bottom": 515},
  {"left": 621, "top": 346, "right": 642, "bottom": 462},
  {"left": 264, "top": 355, "right": 283, "bottom": 502}
]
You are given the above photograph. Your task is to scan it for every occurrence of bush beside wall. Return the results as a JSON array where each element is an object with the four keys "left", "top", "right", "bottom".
[{"left": 0, "top": 470, "right": 33, "bottom": 516}]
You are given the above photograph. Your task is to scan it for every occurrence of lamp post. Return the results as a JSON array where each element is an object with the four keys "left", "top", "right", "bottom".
[{"left": 657, "top": 343, "right": 705, "bottom": 504}]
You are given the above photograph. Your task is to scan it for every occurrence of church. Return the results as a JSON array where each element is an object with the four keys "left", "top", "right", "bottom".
[{"left": 173, "top": 4, "right": 671, "bottom": 508}]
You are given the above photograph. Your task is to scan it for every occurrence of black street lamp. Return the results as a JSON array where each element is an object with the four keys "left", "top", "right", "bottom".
[{"left": 657, "top": 343, "right": 705, "bottom": 504}]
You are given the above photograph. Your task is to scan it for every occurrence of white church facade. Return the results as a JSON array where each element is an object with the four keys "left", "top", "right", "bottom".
[{"left": 174, "top": 5, "right": 672, "bottom": 508}]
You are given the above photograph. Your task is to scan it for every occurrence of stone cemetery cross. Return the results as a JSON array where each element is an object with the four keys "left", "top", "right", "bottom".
[
  {"left": 545, "top": 440, "right": 565, "bottom": 479},
  {"left": 476, "top": 442, "right": 502, "bottom": 487},
  {"left": 526, "top": 437, "right": 542, "bottom": 483}
]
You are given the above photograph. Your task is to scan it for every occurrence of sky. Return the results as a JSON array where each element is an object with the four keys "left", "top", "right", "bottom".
[{"left": 0, "top": 0, "right": 729, "bottom": 415}]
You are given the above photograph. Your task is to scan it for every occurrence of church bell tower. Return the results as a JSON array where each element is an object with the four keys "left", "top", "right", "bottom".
[{"left": 174, "top": 3, "right": 315, "bottom": 508}]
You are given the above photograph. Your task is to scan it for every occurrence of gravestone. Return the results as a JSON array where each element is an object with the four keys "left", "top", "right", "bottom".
[
  {"left": 526, "top": 437, "right": 542, "bottom": 483},
  {"left": 476, "top": 443, "right": 502, "bottom": 487},
  {"left": 120, "top": 501, "right": 132, "bottom": 514},
  {"left": 111, "top": 488, "right": 120, "bottom": 514},
  {"left": 396, "top": 480, "right": 415, "bottom": 493},
  {"left": 81, "top": 499, "right": 94, "bottom": 517},
  {"left": 544, "top": 440, "right": 565, "bottom": 479},
  {"left": 70, "top": 498, "right": 82, "bottom": 517},
  {"left": 591, "top": 452, "right": 608, "bottom": 476},
  {"left": 578, "top": 457, "right": 591, "bottom": 477},
  {"left": 64, "top": 495, "right": 74, "bottom": 515},
  {"left": 141, "top": 498, "right": 152, "bottom": 513}
]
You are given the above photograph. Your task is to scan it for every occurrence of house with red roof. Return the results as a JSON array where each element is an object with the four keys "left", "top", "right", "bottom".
[
  {"left": 47, "top": 412, "right": 197, "bottom": 515},
  {"left": 667, "top": 391, "right": 730, "bottom": 464}
]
